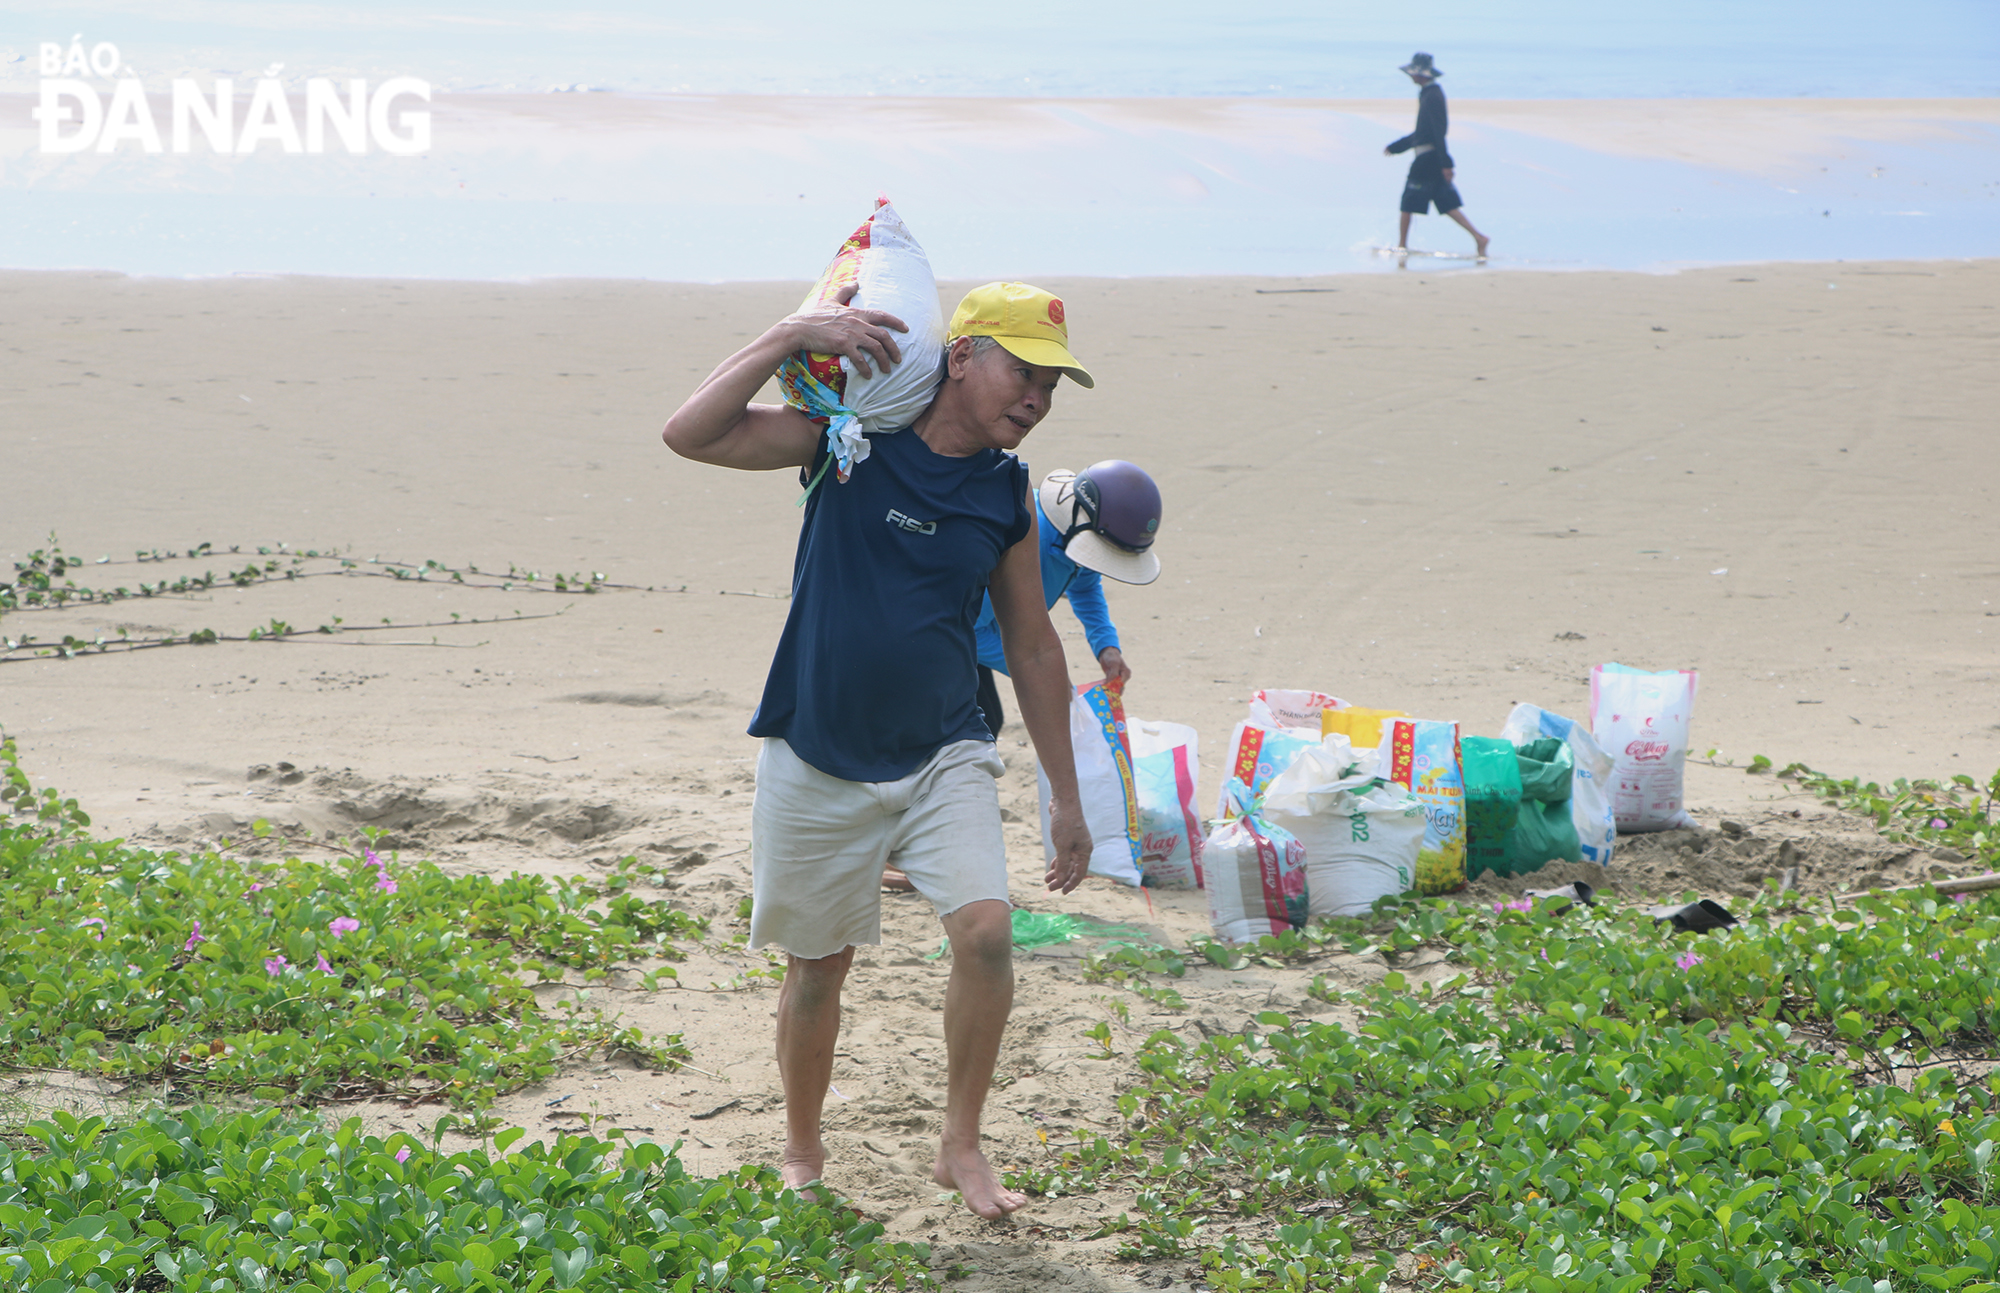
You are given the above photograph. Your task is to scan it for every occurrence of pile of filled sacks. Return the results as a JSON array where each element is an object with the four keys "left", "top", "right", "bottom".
[{"left": 1039, "top": 665, "right": 1697, "bottom": 945}]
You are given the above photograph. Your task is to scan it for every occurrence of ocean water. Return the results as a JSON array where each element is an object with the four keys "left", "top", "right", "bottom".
[{"left": 2, "top": 2, "right": 1996, "bottom": 279}]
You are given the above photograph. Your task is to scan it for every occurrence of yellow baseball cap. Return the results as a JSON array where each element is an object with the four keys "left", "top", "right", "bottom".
[{"left": 946, "top": 282, "right": 1094, "bottom": 388}]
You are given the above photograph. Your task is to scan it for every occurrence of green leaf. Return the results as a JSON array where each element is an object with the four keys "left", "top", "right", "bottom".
[{"left": 552, "top": 1248, "right": 588, "bottom": 1288}]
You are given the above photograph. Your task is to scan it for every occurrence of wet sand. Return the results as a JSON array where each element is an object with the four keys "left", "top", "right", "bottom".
[{"left": 6, "top": 94, "right": 1996, "bottom": 278}]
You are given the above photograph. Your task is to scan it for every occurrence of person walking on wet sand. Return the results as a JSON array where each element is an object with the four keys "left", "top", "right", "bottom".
[
  {"left": 1385, "top": 52, "right": 1490, "bottom": 259},
  {"left": 661, "top": 281, "right": 1094, "bottom": 1221}
]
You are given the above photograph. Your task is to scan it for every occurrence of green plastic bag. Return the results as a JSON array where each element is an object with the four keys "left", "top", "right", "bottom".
[
  {"left": 930, "top": 911, "right": 1154, "bottom": 959},
  {"left": 1514, "top": 737, "right": 1573, "bottom": 801},
  {"left": 1501, "top": 739, "right": 1584, "bottom": 877},
  {"left": 1010, "top": 911, "right": 1146, "bottom": 949},
  {"left": 1461, "top": 736, "right": 1523, "bottom": 882}
]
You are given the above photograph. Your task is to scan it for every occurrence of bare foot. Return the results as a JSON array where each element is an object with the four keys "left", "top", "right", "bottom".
[
  {"left": 1474, "top": 234, "right": 1491, "bottom": 260},
  {"left": 781, "top": 1141, "right": 827, "bottom": 1199},
  {"left": 881, "top": 866, "right": 916, "bottom": 893},
  {"left": 934, "top": 1138, "right": 1027, "bottom": 1219}
]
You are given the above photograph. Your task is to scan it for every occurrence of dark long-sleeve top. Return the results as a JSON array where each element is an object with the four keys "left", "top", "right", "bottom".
[{"left": 1386, "top": 83, "right": 1453, "bottom": 169}]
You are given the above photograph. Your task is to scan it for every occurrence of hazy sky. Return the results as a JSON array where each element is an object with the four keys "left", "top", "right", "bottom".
[{"left": 5, "top": 0, "right": 1996, "bottom": 98}]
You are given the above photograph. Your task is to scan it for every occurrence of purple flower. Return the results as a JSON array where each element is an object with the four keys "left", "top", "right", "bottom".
[
  {"left": 1951, "top": 893, "right": 1972, "bottom": 905},
  {"left": 394, "top": 1146, "right": 411, "bottom": 1163},
  {"left": 1930, "top": 951, "right": 1942, "bottom": 960},
  {"left": 246, "top": 882, "right": 265, "bottom": 894},
  {"left": 376, "top": 875, "right": 398, "bottom": 894},
  {"left": 1930, "top": 818, "right": 1949, "bottom": 830},
  {"left": 80, "top": 917, "right": 105, "bottom": 940},
  {"left": 328, "top": 917, "right": 361, "bottom": 937},
  {"left": 264, "top": 955, "right": 289, "bottom": 976},
  {"left": 1675, "top": 951, "right": 1703, "bottom": 970},
  {"left": 1492, "top": 898, "right": 1533, "bottom": 914},
  {"left": 184, "top": 921, "right": 206, "bottom": 953},
  {"left": 316, "top": 952, "right": 335, "bottom": 974},
  {"left": 365, "top": 849, "right": 384, "bottom": 870}
]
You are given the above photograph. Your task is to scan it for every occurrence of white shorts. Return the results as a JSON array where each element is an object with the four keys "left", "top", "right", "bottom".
[{"left": 749, "top": 737, "right": 1011, "bottom": 960}]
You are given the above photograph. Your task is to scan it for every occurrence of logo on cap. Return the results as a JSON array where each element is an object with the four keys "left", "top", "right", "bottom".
[{"left": 1047, "top": 298, "right": 1065, "bottom": 326}]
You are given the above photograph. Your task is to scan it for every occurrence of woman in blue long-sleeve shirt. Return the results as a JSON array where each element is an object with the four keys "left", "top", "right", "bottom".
[
  {"left": 971, "top": 461, "right": 1164, "bottom": 732},
  {"left": 886, "top": 460, "right": 1163, "bottom": 893},
  {"left": 1384, "top": 52, "right": 1489, "bottom": 259}
]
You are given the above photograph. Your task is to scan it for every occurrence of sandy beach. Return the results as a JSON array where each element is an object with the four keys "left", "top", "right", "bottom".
[{"left": 3, "top": 259, "right": 1997, "bottom": 1287}]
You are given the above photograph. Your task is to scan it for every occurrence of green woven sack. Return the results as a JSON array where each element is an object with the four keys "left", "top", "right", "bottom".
[
  {"left": 1502, "top": 738, "right": 1584, "bottom": 877},
  {"left": 1461, "top": 736, "right": 1523, "bottom": 881}
]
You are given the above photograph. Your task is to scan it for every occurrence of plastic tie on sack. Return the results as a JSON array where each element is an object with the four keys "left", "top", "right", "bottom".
[
  {"left": 1214, "top": 777, "right": 1306, "bottom": 858},
  {"left": 780, "top": 362, "right": 869, "bottom": 505},
  {"left": 1216, "top": 776, "right": 1260, "bottom": 823}
]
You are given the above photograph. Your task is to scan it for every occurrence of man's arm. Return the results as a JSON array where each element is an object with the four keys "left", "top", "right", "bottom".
[
  {"left": 661, "top": 286, "right": 907, "bottom": 472},
  {"left": 990, "top": 507, "right": 1091, "bottom": 894},
  {"left": 1385, "top": 85, "right": 1444, "bottom": 155}
]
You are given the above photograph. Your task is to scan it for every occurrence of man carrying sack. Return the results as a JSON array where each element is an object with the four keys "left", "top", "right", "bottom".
[{"left": 660, "top": 280, "right": 1094, "bottom": 1219}]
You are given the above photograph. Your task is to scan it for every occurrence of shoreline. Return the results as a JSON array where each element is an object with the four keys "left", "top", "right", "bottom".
[{"left": 2, "top": 251, "right": 1995, "bottom": 289}]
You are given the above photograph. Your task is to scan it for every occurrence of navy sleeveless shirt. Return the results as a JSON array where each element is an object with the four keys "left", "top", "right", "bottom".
[{"left": 748, "top": 429, "right": 1033, "bottom": 782}]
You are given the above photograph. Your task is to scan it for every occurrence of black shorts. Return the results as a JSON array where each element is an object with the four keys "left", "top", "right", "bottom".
[
  {"left": 975, "top": 664, "right": 1006, "bottom": 735},
  {"left": 1401, "top": 158, "right": 1462, "bottom": 215}
]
